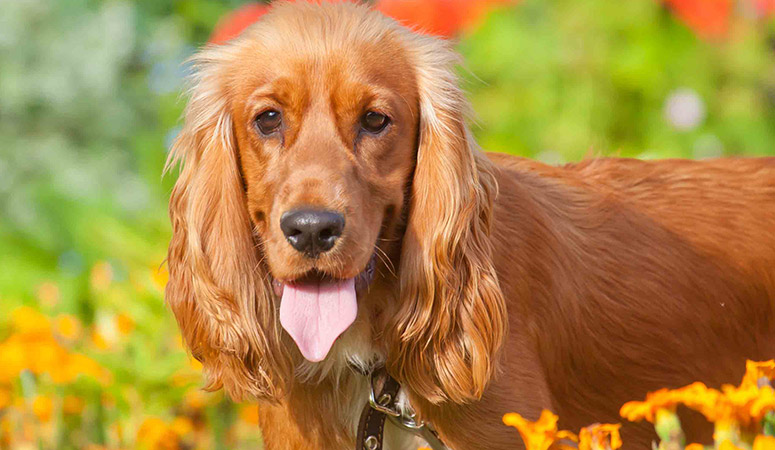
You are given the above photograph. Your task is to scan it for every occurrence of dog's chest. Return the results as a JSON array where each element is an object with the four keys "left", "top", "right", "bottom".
[{"left": 296, "top": 324, "right": 430, "bottom": 450}]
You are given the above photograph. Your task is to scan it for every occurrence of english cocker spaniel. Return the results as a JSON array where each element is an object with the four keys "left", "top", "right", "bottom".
[{"left": 165, "top": 2, "right": 775, "bottom": 449}]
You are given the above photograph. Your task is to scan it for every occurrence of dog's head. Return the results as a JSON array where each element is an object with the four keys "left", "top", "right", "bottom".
[{"left": 166, "top": 1, "right": 506, "bottom": 405}]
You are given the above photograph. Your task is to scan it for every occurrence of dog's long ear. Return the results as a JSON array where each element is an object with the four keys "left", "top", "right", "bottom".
[
  {"left": 165, "top": 45, "right": 291, "bottom": 402},
  {"left": 387, "top": 36, "right": 507, "bottom": 405}
]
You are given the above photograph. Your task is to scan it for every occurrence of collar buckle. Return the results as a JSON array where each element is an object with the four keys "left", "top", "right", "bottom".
[{"left": 359, "top": 367, "right": 449, "bottom": 450}]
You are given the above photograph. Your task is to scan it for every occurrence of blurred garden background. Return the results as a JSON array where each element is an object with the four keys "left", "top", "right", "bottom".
[{"left": 0, "top": 0, "right": 774, "bottom": 448}]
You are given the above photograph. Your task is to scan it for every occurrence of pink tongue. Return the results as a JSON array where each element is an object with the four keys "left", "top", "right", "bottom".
[{"left": 279, "top": 278, "right": 357, "bottom": 362}]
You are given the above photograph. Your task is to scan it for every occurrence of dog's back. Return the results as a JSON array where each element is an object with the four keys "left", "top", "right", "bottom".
[{"left": 487, "top": 155, "right": 775, "bottom": 447}]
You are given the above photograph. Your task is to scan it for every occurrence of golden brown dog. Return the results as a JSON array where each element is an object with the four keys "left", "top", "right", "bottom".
[{"left": 165, "top": 2, "right": 775, "bottom": 448}]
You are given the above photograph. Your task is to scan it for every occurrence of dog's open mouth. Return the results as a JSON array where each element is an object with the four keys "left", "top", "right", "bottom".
[{"left": 273, "top": 254, "right": 377, "bottom": 362}]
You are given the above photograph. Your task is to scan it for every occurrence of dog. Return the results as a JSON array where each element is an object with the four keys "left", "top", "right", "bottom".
[{"left": 165, "top": 2, "right": 775, "bottom": 449}]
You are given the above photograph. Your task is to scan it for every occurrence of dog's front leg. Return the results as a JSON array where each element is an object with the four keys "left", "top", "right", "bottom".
[{"left": 258, "top": 401, "right": 320, "bottom": 450}]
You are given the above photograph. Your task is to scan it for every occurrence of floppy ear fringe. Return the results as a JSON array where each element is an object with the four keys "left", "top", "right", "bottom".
[
  {"left": 165, "top": 45, "right": 291, "bottom": 402},
  {"left": 386, "top": 35, "right": 507, "bottom": 405}
]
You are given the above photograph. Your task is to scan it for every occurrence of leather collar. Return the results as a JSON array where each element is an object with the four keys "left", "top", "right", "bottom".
[{"left": 354, "top": 366, "right": 449, "bottom": 450}]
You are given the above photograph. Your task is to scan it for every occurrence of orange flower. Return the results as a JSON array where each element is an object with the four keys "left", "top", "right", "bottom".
[
  {"left": 685, "top": 444, "right": 705, "bottom": 450},
  {"left": 620, "top": 388, "right": 685, "bottom": 423},
  {"left": 675, "top": 381, "right": 774, "bottom": 426},
  {"left": 503, "top": 410, "right": 577, "bottom": 450},
  {"left": 32, "top": 395, "right": 54, "bottom": 422},
  {"left": 578, "top": 424, "right": 622, "bottom": 450},
  {"left": 741, "top": 360, "right": 775, "bottom": 389},
  {"left": 115, "top": 313, "right": 135, "bottom": 336},
  {"left": 137, "top": 417, "right": 180, "bottom": 450},
  {"left": 676, "top": 382, "right": 730, "bottom": 422},
  {"left": 170, "top": 417, "right": 194, "bottom": 437}
]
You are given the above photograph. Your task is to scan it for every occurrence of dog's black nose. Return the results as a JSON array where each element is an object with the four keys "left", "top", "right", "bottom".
[{"left": 280, "top": 209, "right": 345, "bottom": 257}]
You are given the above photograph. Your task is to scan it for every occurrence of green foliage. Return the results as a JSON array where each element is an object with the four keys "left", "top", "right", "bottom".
[{"left": 460, "top": 0, "right": 775, "bottom": 162}]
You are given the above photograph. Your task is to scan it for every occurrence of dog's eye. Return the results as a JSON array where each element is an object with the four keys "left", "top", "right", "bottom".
[
  {"left": 360, "top": 111, "right": 390, "bottom": 134},
  {"left": 255, "top": 110, "right": 282, "bottom": 135}
]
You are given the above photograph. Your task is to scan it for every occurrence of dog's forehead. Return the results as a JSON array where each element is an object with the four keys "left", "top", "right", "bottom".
[
  {"left": 231, "top": 3, "right": 411, "bottom": 82},
  {"left": 227, "top": 29, "right": 416, "bottom": 119}
]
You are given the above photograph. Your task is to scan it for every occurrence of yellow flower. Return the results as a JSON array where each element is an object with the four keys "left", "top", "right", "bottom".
[
  {"left": 679, "top": 383, "right": 731, "bottom": 423},
  {"left": 578, "top": 424, "right": 622, "bottom": 450},
  {"left": 90, "top": 329, "right": 110, "bottom": 351},
  {"left": 754, "top": 435, "right": 775, "bottom": 450},
  {"left": 151, "top": 265, "right": 169, "bottom": 292},
  {"left": 503, "top": 410, "right": 578, "bottom": 450},
  {"left": 11, "top": 306, "right": 50, "bottom": 335},
  {"left": 54, "top": 314, "right": 82, "bottom": 341},
  {"left": 676, "top": 381, "right": 773, "bottom": 426},
  {"left": 71, "top": 353, "right": 111, "bottom": 385},
  {"left": 170, "top": 417, "right": 193, "bottom": 437},
  {"left": 751, "top": 387, "right": 775, "bottom": 418},
  {"left": 663, "top": 382, "right": 760, "bottom": 426},
  {"left": 742, "top": 360, "right": 775, "bottom": 389},
  {"left": 0, "top": 339, "right": 26, "bottom": 383},
  {"left": 0, "top": 330, "right": 69, "bottom": 378},
  {"left": 137, "top": 417, "right": 180, "bottom": 450},
  {"left": 189, "top": 357, "right": 202, "bottom": 372},
  {"left": 32, "top": 395, "right": 53, "bottom": 422},
  {"left": 115, "top": 313, "right": 135, "bottom": 336},
  {"left": 620, "top": 388, "right": 685, "bottom": 423}
]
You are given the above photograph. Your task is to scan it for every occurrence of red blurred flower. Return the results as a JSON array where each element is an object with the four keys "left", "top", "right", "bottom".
[
  {"left": 375, "top": 0, "right": 520, "bottom": 38},
  {"left": 664, "top": 0, "right": 732, "bottom": 39},
  {"left": 209, "top": 2, "right": 269, "bottom": 45},
  {"left": 209, "top": 0, "right": 519, "bottom": 45},
  {"left": 376, "top": 0, "right": 461, "bottom": 37}
]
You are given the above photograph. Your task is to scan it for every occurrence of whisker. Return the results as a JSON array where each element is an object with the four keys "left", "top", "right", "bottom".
[{"left": 375, "top": 246, "right": 396, "bottom": 278}]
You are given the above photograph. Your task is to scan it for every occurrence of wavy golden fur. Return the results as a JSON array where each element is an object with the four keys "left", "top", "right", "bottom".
[{"left": 166, "top": 2, "right": 775, "bottom": 449}]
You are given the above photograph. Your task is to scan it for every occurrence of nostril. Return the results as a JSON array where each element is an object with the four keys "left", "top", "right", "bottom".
[{"left": 318, "top": 227, "right": 334, "bottom": 241}]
